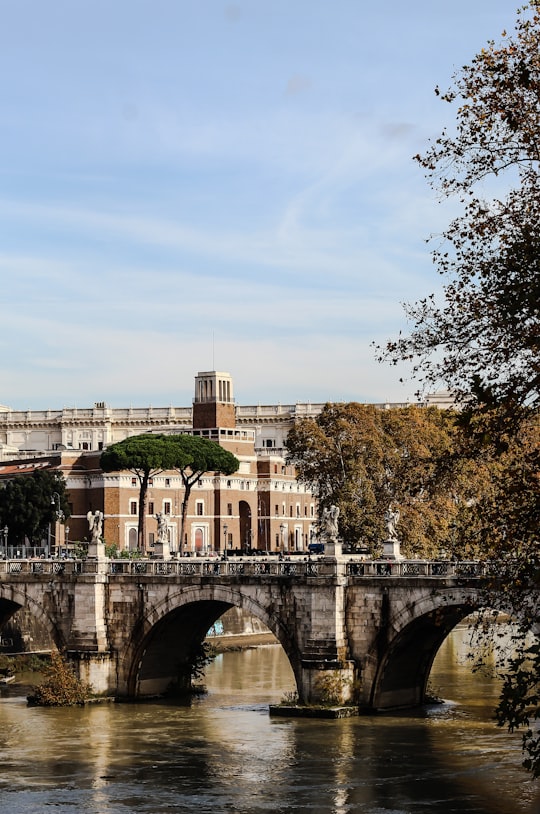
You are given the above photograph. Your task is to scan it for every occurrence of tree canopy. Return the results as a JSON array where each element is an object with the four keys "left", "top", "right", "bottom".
[
  {"left": 101, "top": 434, "right": 182, "bottom": 550},
  {"left": 378, "top": 1, "right": 540, "bottom": 775},
  {"left": 286, "top": 403, "right": 482, "bottom": 556},
  {"left": 100, "top": 433, "right": 238, "bottom": 554},
  {"left": 381, "top": 2, "right": 540, "bottom": 423},
  {"left": 0, "top": 470, "right": 70, "bottom": 547},
  {"left": 168, "top": 435, "right": 239, "bottom": 555}
]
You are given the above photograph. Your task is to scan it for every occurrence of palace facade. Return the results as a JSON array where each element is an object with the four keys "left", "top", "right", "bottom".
[{"left": 0, "top": 371, "right": 319, "bottom": 555}]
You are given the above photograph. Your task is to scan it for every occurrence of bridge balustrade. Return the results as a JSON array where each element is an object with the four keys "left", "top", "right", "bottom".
[
  {"left": 0, "top": 559, "right": 85, "bottom": 576},
  {"left": 345, "top": 560, "right": 486, "bottom": 578},
  {"left": 0, "top": 557, "right": 486, "bottom": 579}
]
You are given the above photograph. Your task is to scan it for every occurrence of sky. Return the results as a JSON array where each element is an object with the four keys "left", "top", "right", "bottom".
[{"left": 0, "top": 0, "right": 518, "bottom": 410}]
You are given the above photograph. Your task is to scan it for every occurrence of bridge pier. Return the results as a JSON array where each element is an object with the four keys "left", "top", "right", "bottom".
[{"left": 67, "top": 650, "right": 118, "bottom": 695}]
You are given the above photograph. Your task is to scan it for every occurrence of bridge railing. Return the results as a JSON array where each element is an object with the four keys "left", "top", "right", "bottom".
[
  {"left": 0, "top": 557, "right": 488, "bottom": 579},
  {"left": 345, "top": 560, "right": 487, "bottom": 578},
  {"left": 0, "top": 559, "right": 85, "bottom": 576},
  {"left": 106, "top": 558, "right": 336, "bottom": 578}
]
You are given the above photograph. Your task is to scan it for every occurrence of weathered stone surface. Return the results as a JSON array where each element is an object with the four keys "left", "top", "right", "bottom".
[{"left": 0, "top": 560, "right": 489, "bottom": 708}]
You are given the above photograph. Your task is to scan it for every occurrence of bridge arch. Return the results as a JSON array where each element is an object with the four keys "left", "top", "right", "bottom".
[
  {"left": 0, "top": 584, "right": 66, "bottom": 653},
  {"left": 369, "top": 586, "right": 484, "bottom": 710},
  {"left": 122, "top": 584, "right": 299, "bottom": 698}
]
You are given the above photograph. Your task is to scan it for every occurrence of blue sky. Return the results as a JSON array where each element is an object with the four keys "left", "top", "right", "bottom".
[{"left": 0, "top": 0, "right": 516, "bottom": 409}]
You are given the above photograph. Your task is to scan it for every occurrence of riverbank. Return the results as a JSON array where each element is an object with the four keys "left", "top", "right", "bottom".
[{"left": 207, "top": 631, "right": 278, "bottom": 651}]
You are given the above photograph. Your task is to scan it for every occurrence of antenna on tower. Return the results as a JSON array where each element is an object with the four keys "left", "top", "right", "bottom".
[{"left": 212, "top": 331, "right": 215, "bottom": 371}]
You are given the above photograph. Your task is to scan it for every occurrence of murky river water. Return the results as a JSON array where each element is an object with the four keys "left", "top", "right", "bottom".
[{"left": 0, "top": 627, "right": 538, "bottom": 814}]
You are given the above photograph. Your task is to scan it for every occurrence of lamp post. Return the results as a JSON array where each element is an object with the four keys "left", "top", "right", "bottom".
[
  {"left": 65, "top": 526, "right": 70, "bottom": 559},
  {"left": 223, "top": 523, "right": 228, "bottom": 559},
  {"left": 280, "top": 523, "right": 285, "bottom": 555},
  {"left": 51, "top": 492, "right": 65, "bottom": 557},
  {"left": 2, "top": 525, "right": 7, "bottom": 559}
]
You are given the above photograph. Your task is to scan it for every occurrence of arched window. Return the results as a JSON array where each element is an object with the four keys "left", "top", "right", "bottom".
[{"left": 128, "top": 527, "right": 137, "bottom": 551}]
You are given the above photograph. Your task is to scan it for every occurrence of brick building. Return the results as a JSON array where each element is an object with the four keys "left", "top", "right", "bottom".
[{"left": 0, "top": 371, "right": 316, "bottom": 555}]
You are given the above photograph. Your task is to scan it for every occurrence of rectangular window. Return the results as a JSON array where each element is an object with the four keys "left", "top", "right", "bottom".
[
  {"left": 148, "top": 532, "right": 155, "bottom": 547},
  {"left": 165, "top": 478, "right": 171, "bottom": 487},
  {"left": 130, "top": 501, "right": 137, "bottom": 515},
  {"left": 131, "top": 477, "right": 137, "bottom": 486},
  {"left": 164, "top": 501, "right": 171, "bottom": 515},
  {"left": 148, "top": 501, "right": 154, "bottom": 515},
  {"left": 227, "top": 503, "right": 233, "bottom": 516},
  {"left": 275, "top": 504, "right": 279, "bottom": 516},
  {"left": 196, "top": 502, "right": 204, "bottom": 516}
]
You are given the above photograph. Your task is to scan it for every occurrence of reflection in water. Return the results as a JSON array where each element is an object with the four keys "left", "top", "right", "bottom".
[{"left": 0, "top": 629, "right": 538, "bottom": 814}]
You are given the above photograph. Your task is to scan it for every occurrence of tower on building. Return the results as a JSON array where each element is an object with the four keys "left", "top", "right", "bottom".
[{"left": 192, "top": 371, "right": 236, "bottom": 430}]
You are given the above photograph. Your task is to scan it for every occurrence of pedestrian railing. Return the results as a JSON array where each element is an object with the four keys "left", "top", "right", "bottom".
[{"left": 0, "top": 556, "right": 488, "bottom": 579}]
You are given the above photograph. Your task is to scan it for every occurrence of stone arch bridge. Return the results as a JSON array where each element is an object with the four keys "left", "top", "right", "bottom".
[{"left": 0, "top": 556, "right": 490, "bottom": 709}]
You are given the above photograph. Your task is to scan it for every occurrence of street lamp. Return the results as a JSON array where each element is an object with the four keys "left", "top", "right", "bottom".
[
  {"left": 50, "top": 492, "right": 65, "bottom": 557},
  {"left": 280, "top": 523, "right": 286, "bottom": 554},
  {"left": 223, "top": 523, "right": 228, "bottom": 559},
  {"left": 2, "top": 525, "right": 7, "bottom": 559},
  {"left": 65, "top": 526, "right": 70, "bottom": 559}
]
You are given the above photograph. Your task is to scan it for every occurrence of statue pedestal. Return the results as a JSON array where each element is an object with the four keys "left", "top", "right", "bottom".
[
  {"left": 154, "top": 542, "right": 171, "bottom": 560},
  {"left": 87, "top": 541, "right": 107, "bottom": 560},
  {"left": 323, "top": 540, "right": 344, "bottom": 559},
  {"left": 382, "top": 538, "right": 403, "bottom": 560}
]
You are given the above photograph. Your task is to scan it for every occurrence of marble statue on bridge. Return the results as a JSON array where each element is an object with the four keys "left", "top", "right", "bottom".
[
  {"left": 155, "top": 512, "right": 169, "bottom": 543},
  {"left": 321, "top": 504, "right": 340, "bottom": 543},
  {"left": 86, "top": 509, "right": 105, "bottom": 559},
  {"left": 384, "top": 504, "right": 400, "bottom": 542},
  {"left": 87, "top": 510, "right": 104, "bottom": 543},
  {"left": 383, "top": 503, "right": 403, "bottom": 560},
  {"left": 154, "top": 511, "right": 171, "bottom": 560}
]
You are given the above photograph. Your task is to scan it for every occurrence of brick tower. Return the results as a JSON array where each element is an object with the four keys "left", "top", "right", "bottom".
[{"left": 192, "top": 371, "right": 236, "bottom": 430}]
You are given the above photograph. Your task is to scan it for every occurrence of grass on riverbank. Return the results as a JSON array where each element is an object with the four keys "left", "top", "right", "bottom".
[{"left": 0, "top": 652, "right": 50, "bottom": 679}]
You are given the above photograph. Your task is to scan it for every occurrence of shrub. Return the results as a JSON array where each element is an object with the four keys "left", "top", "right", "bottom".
[{"left": 27, "top": 651, "right": 92, "bottom": 706}]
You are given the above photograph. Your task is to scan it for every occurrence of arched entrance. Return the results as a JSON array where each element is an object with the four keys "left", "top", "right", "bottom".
[
  {"left": 128, "top": 527, "right": 138, "bottom": 551},
  {"left": 239, "top": 501, "right": 252, "bottom": 552}
]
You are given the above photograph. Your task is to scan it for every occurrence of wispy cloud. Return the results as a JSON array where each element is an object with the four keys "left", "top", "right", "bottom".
[{"left": 0, "top": 0, "right": 517, "bottom": 410}]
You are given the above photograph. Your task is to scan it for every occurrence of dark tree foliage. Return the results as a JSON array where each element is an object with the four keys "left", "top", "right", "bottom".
[
  {"left": 378, "top": 2, "right": 540, "bottom": 774},
  {"left": 167, "top": 435, "right": 239, "bottom": 555},
  {"left": 380, "top": 3, "right": 540, "bottom": 422},
  {"left": 0, "top": 470, "right": 70, "bottom": 546},
  {"left": 100, "top": 434, "right": 238, "bottom": 555},
  {"left": 100, "top": 434, "right": 182, "bottom": 550}
]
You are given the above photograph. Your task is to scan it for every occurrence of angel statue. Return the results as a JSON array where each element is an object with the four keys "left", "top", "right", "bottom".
[
  {"left": 87, "top": 510, "right": 104, "bottom": 543},
  {"left": 384, "top": 504, "right": 400, "bottom": 541},
  {"left": 155, "top": 511, "right": 169, "bottom": 543},
  {"left": 321, "top": 504, "right": 340, "bottom": 542}
]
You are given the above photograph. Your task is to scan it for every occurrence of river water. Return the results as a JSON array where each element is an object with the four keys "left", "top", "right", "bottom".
[{"left": 0, "top": 627, "right": 538, "bottom": 814}]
